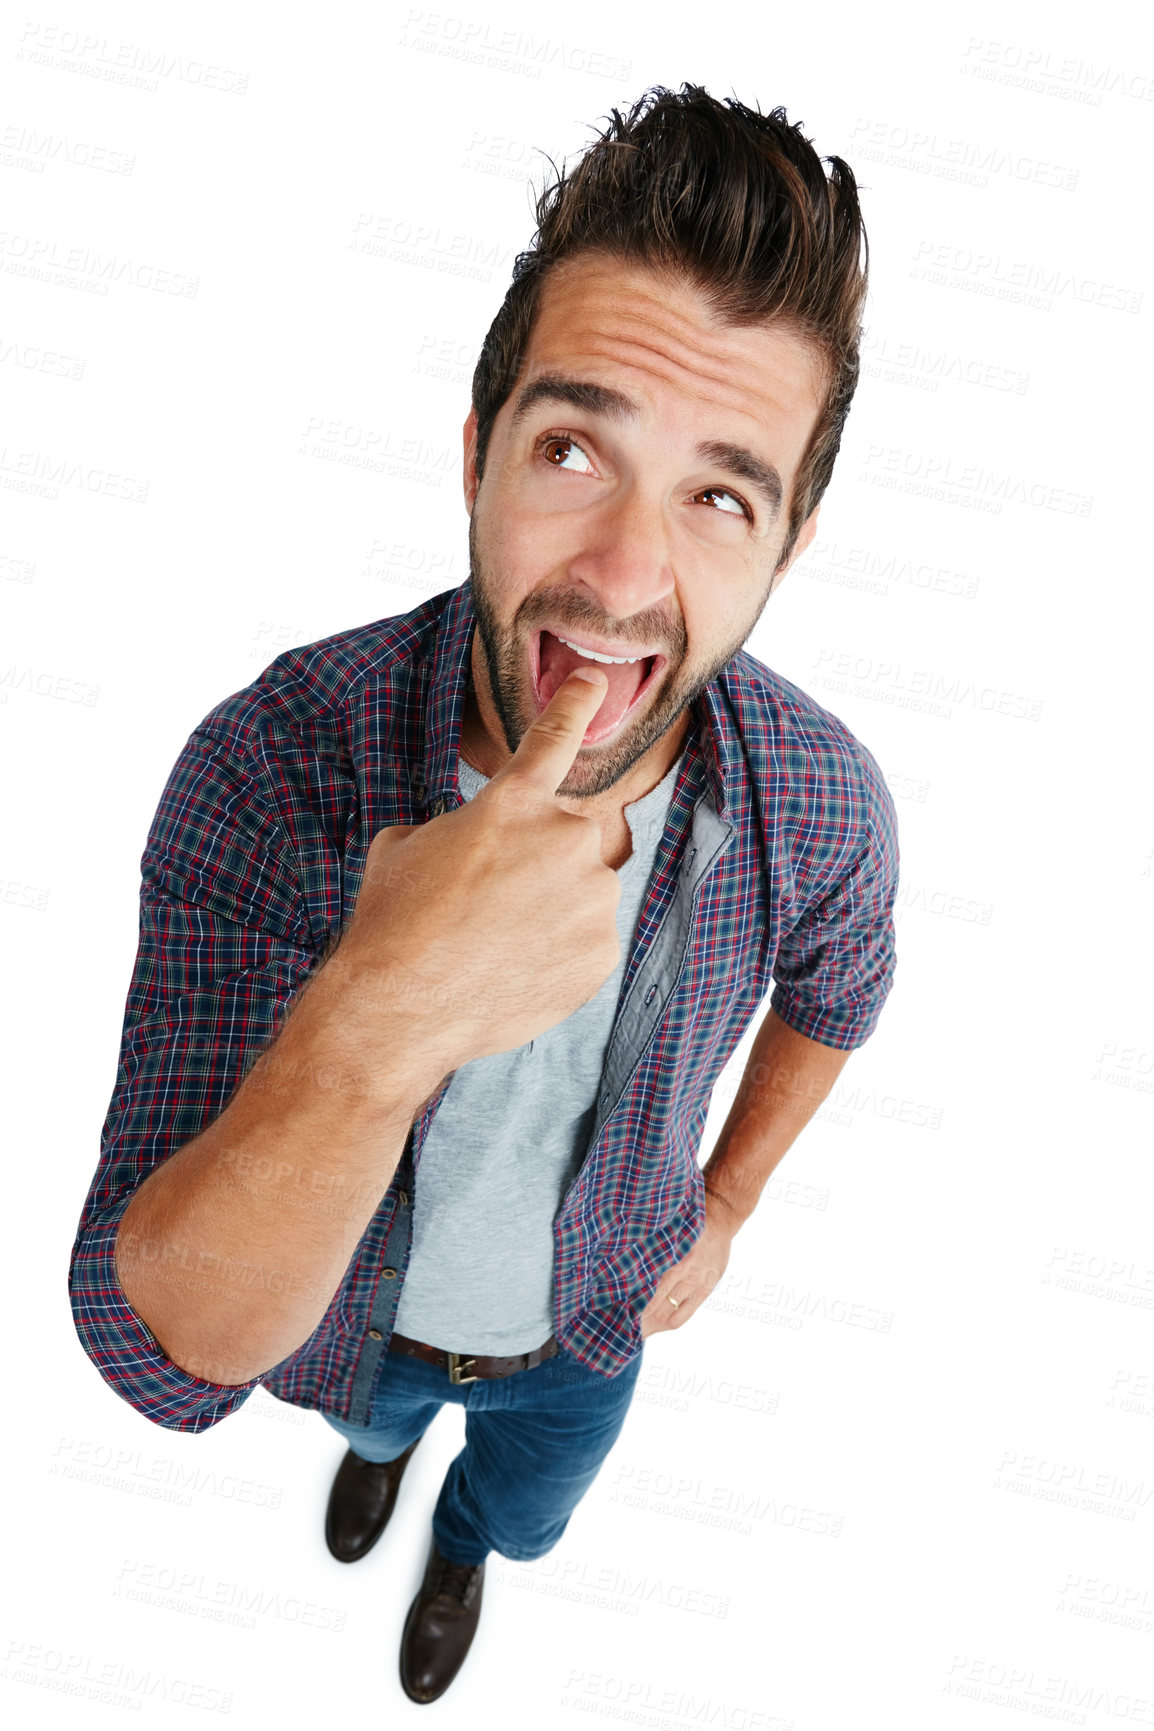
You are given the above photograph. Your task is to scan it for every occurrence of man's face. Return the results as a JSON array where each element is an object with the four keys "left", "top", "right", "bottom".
[{"left": 463, "top": 253, "right": 825, "bottom": 799}]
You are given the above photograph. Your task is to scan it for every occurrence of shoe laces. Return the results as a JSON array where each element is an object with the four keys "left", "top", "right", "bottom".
[{"left": 435, "top": 1555, "right": 481, "bottom": 1604}]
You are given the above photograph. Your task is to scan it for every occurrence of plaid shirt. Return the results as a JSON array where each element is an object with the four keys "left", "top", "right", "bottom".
[{"left": 69, "top": 579, "right": 899, "bottom": 1433}]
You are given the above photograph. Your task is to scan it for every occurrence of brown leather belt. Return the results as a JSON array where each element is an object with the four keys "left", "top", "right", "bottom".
[{"left": 388, "top": 1329, "right": 560, "bottom": 1385}]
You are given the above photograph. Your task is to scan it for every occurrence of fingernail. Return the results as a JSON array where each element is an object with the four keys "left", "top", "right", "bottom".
[{"left": 571, "top": 666, "right": 607, "bottom": 685}]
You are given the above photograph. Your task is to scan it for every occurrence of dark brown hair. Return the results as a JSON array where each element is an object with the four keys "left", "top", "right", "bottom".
[{"left": 470, "top": 83, "right": 869, "bottom": 569}]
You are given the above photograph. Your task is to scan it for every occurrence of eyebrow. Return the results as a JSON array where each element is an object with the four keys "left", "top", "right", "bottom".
[{"left": 510, "top": 374, "right": 784, "bottom": 520}]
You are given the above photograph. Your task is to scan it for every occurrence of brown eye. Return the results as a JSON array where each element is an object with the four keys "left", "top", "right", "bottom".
[
  {"left": 538, "top": 433, "right": 594, "bottom": 474},
  {"left": 697, "top": 486, "right": 748, "bottom": 519}
]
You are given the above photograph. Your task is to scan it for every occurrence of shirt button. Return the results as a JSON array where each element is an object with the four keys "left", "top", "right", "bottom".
[
  {"left": 644, "top": 985, "right": 658, "bottom": 1006},
  {"left": 381, "top": 1267, "right": 398, "bottom": 1279},
  {"left": 368, "top": 1329, "right": 383, "bottom": 1341},
  {"left": 430, "top": 797, "right": 445, "bottom": 817}
]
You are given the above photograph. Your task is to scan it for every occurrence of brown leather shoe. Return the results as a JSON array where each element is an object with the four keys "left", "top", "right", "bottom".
[
  {"left": 399, "top": 1534, "right": 486, "bottom": 1703},
  {"left": 324, "top": 1436, "right": 423, "bottom": 1564}
]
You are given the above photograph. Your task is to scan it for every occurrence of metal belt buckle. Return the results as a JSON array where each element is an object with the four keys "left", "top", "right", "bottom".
[{"left": 447, "top": 1351, "right": 480, "bottom": 1385}]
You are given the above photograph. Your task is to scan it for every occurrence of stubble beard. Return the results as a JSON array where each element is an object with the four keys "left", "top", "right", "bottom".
[{"left": 466, "top": 512, "right": 768, "bottom": 800}]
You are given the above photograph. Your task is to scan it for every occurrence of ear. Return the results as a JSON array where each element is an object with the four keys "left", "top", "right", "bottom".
[
  {"left": 771, "top": 506, "right": 820, "bottom": 593},
  {"left": 463, "top": 405, "right": 480, "bottom": 515}
]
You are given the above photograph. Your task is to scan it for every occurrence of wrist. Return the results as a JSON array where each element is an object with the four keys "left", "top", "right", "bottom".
[
  {"left": 289, "top": 946, "right": 455, "bottom": 1117},
  {"left": 702, "top": 1181, "right": 745, "bottom": 1233}
]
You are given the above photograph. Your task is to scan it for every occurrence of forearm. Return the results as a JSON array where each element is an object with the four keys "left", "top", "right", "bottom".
[
  {"left": 114, "top": 946, "right": 445, "bottom": 1387},
  {"left": 700, "top": 1007, "right": 852, "bottom": 1230}
]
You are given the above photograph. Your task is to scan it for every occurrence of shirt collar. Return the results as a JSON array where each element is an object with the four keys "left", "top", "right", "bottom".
[{"left": 419, "top": 578, "right": 738, "bottom": 820}]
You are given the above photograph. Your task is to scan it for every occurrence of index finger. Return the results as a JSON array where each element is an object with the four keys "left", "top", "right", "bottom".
[{"left": 493, "top": 666, "right": 608, "bottom": 798}]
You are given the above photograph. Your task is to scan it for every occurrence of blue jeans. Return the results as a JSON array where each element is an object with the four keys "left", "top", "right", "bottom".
[{"left": 322, "top": 1341, "right": 644, "bottom": 1565}]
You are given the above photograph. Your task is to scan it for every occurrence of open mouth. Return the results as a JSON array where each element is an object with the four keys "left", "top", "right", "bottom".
[{"left": 531, "top": 629, "right": 665, "bottom": 744}]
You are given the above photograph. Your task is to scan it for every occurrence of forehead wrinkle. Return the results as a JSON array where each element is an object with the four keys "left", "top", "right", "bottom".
[
  {"left": 543, "top": 298, "right": 753, "bottom": 383},
  {"left": 521, "top": 265, "right": 824, "bottom": 491},
  {"left": 535, "top": 271, "right": 817, "bottom": 401},
  {"left": 528, "top": 324, "right": 802, "bottom": 446}
]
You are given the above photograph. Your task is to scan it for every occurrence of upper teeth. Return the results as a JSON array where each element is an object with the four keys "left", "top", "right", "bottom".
[{"left": 556, "top": 636, "right": 642, "bottom": 665}]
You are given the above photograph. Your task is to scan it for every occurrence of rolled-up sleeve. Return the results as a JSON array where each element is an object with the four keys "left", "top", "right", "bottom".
[
  {"left": 770, "top": 742, "right": 900, "bottom": 1050},
  {"left": 69, "top": 724, "right": 320, "bottom": 1432}
]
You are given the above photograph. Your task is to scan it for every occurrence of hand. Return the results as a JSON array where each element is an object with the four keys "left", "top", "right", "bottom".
[
  {"left": 334, "top": 667, "right": 622, "bottom": 1084},
  {"left": 638, "top": 1190, "right": 740, "bottom": 1338}
]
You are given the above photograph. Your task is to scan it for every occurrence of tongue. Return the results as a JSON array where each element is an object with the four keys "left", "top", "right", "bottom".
[{"left": 538, "top": 630, "right": 647, "bottom": 734}]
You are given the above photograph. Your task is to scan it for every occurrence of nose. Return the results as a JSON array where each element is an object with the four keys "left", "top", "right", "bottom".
[{"left": 564, "top": 478, "right": 677, "bottom": 627}]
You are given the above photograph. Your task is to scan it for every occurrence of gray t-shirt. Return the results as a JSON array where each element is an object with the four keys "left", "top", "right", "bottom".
[{"left": 391, "top": 744, "right": 686, "bottom": 1353}]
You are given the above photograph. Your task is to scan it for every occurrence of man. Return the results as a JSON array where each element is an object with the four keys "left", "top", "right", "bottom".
[{"left": 70, "top": 85, "right": 898, "bottom": 1704}]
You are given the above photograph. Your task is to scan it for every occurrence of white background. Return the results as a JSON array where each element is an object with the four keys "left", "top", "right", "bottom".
[{"left": 3, "top": 1, "right": 1152, "bottom": 1726}]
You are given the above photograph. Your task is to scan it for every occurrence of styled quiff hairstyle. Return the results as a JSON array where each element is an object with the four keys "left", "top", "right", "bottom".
[{"left": 470, "top": 83, "right": 869, "bottom": 570}]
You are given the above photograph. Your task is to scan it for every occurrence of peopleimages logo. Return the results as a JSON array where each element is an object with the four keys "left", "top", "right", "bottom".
[
  {"left": 860, "top": 329, "right": 1029, "bottom": 396},
  {"left": 810, "top": 649, "right": 1044, "bottom": 723},
  {"left": 0, "top": 121, "right": 135, "bottom": 176},
  {"left": 800, "top": 535, "right": 979, "bottom": 601},
  {"left": 851, "top": 116, "right": 1079, "bottom": 190},
  {"left": 2, "top": 1638, "right": 233, "bottom": 1715},
  {"left": 0, "top": 227, "right": 198, "bottom": 297},
  {"left": 911, "top": 237, "right": 1141, "bottom": 314},
  {"left": 397, "top": 10, "right": 632, "bottom": 82},
  {"left": 15, "top": 22, "right": 249, "bottom": 95},
  {"left": 0, "top": 444, "right": 148, "bottom": 502},
  {"left": 959, "top": 36, "right": 1154, "bottom": 106},
  {"left": 859, "top": 444, "right": 1092, "bottom": 516}
]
